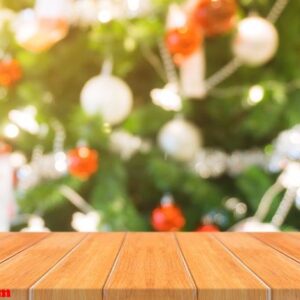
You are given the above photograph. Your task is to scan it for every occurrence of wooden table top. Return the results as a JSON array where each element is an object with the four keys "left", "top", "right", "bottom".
[{"left": 0, "top": 233, "right": 299, "bottom": 300}]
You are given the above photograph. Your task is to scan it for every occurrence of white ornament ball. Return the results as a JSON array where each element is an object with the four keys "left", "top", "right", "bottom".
[
  {"left": 158, "top": 118, "right": 202, "bottom": 161},
  {"left": 233, "top": 16, "right": 279, "bottom": 66},
  {"left": 80, "top": 75, "right": 133, "bottom": 125}
]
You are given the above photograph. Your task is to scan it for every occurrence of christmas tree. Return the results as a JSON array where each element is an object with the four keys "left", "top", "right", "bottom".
[{"left": 0, "top": 0, "right": 299, "bottom": 232}]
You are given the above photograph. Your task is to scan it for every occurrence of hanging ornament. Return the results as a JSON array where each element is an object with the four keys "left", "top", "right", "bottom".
[
  {"left": 151, "top": 83, "right": 182, "bottom": 112},
  {"left": 151, "top": 194, "right": 185, "bottom": 231},
  {"left": 21, "top": 216, "right": 50, "bottom": 232},
  {"left": 0, "top": 58, "right": 22, "bottom": 87},
  {"left": 165, "top": 4, "right": 202, "bottom": 64},
  {"left": 71, "top": 211, "right": 100, "bottom": 232},
  {"left": 233, "top": 16, "right": 279, "bottom": 66},
  {"left": 80, "top": 63, "right": 133, "bottom": 125},
  {"left": 231, "top": 160, "right": 300, "bottom": 233},
  {"left": 165, "top": 2, "right": 207, "bottom": 98},
  {"left": 193, "top": 0, "right": 237, "bottom": 36},
  {"left": 231, "top": 217, "right": 279, "bottom": 232},
  {"left": 180, "top": 46, "right": 206, "bottom": 98},
  {"left": 14, "top": 0, "right": 71, "bottom": 53},
  {"left": 232, "top": 125, "right": 300, "bottom": 232},
  {"left": 68, "top": 146, "right": 99, "bottom": 179},
  {"left": 158, "top": 117, "right": 202, "bottom": 162},
  {"left": 165, "top": 24, "right": 202, "bottom": 64},
  {"left": 196, "top": 224, "right": 220, "bottom": 232}
]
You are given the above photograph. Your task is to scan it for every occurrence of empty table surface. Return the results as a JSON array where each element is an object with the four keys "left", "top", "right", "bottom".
[{"left": 0, "top": 232, "right": 299, "bottom": 300}]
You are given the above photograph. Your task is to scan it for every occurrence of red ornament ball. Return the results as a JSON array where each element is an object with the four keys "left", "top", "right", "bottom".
[
  {"left": 197, "top": 224, "right": 220, "bottom": 232},
  {"left": 0, "top": 141, "right": 12, "bottom": 154},
  {"left": 165, "top": 24, "right": 202, "bottom": 61},
  {"left": 151, "top": 202, "right": 185, "bottom": 231},
  {"left": 68, "top": 146, "right": 99, "bottom": 179},
  {"left": 0, "top": 59, "right": 22, "bottom": 87},
  {"left": 193, "top": 0, "right": 237, "bottom": 36}
]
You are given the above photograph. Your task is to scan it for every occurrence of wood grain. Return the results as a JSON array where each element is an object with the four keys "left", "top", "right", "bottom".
[
  {"left": 32, "top": 233, "right": 125, "bottom": 300},
  {"left": 0, "top": 233, "right": 47, "bottom": 264},
  {"left": 216, "top": 233, "right": 300, "bottom": 300},
  {"left": 253, "top": 233, "right": 300, "bottom": 263},
  {"left": 176, "top": 233, "right": 268, "bottom": 300},
  {"left": 0, "top": 233, "right": 300, "bottom": 300},
  {"left": 0, "top": 233, "right": 85, "bottom": 300},
  {"left": 104, "top": 233, "right": 196, "bottom": 300}
]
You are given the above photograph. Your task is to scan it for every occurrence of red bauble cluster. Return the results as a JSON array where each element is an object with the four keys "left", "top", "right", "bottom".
[
  {"left": 165, "top": 23, "right": 202, "bottom": 63},
  {"left": 0, "top": 59, "right": 22, "bottom": 87},
  {"left": 193, "top": 0, "right": 237, "bottom": 36},
  {"left": 68, "top": 146, "right": 99, "bottom": 180},
  {"left": 196, "top": 224, "right": 220, "bottom": 232},
  {"left": 151, "top": 201, "right": 185, "bottom": 232},
  {"left": 165, "top": 0, "right": 237, "bottom": 62}
]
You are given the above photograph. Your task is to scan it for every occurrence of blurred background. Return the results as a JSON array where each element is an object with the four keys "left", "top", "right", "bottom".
[{"left": 0, "top": 0, "right": 300, "bottom": 232}]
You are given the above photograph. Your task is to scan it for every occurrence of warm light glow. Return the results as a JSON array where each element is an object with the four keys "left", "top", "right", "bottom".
[
  {"left": 78, "top": 147, "right": 90, "bottom": 158},
  {"left": 54, "top": 152, "right": 68, "bottom": 173},
  {"left": 166, "top": 4, "right": 187, "bottom": 29},
  {"left": 103, "top": 122, "right": 112, "bottom": 134},
  {"left": 98, "top": 9, "right": 112, "bottom": 23},
  {"left": 127, "top": 0, "right": 141, "bottom": 13},
  {"left": 10, "top": 152, "right": 27, "bottom": 168},
  {"left": 3, "top": 123, "right": 20, "bottom": 138},
  {"left": 247, "top": 85, "right": 264, "bottom": 105},
  {"left": 289, "top": 131, "right": 300, "bottom": 144}
]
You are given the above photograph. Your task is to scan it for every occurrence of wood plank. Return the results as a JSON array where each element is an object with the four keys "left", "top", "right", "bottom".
[
  {"left": 0, "top": 233, "right": 85, "bottom": 300},
  {"left": 253, "top": 233, "right": 300, "bottom": 263},
  {"left": 216, "top": 233, "right": 300, "bottom": 300},
  {"left": 104, "top": 233, "right": 196, "bottom": 300},
  {"left": 0, "top": 233, "right": 48, "bottom": 264},
  {"left": 0, "top": 233, "right": 10, "bottom": 240},
  {"left": 32, "top": 233, "right": 125, "bottom": 300},
  {"left": 176, "top": 233, "right": 268, "bottom": 300}
]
